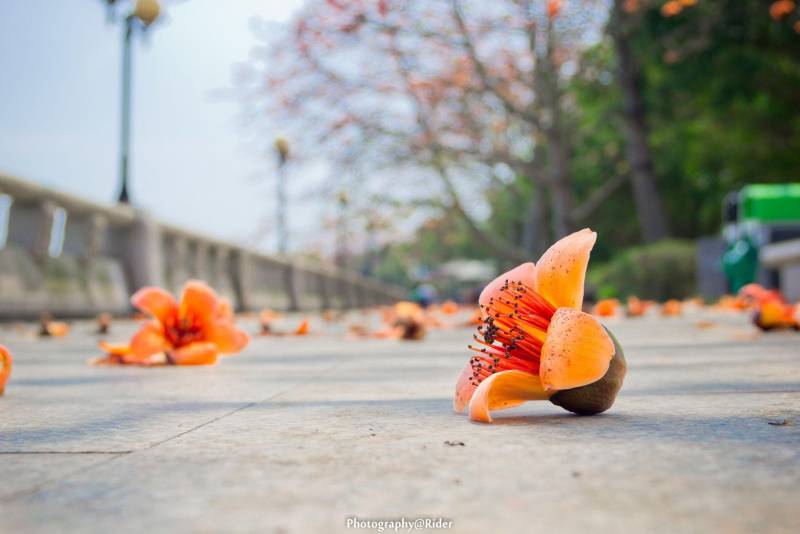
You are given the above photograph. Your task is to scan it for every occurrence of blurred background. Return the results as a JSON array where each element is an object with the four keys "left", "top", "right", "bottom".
[{"left": 1, "top": 0, "right": 799, "bottom": 304}]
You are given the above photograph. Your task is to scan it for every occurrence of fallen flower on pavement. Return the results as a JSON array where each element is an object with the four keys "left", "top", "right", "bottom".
[
  {"left": 737, "top": 284, "right": 798, "bottom": 331},
  {"left": 440, "top": 300, "right": 460, "bottom": 315},
  {"left": 661, "top": 299, "right": 683, "bottom": 316},
  {"left": 39, "top": 312, "right": 70, "bottom": 337},
  {"left": 0, "top": 345, "right": 11, "bottom": 396},
  {"left": 294, "top": 318, "right": 310, "bottom": 336},
  {"left": 593, "top": 298, "right": 620, "bottom": 317},
  {"left": 96, "top": 313, "right": 112, "bottom": 335},
  {"left": 258, "top": 308, "right": 281, "bottom": 335},
  {"left": 455, "top": 229, "right": 626, "bottom": 423},
  {"left": 753, "top": 296, "right": 798, "bottom": 331},
  {"left": 392, "top": 301, "right": 426, "bottom": 340},
  {"left": 626, "top": 296, "right": 647, "bottom": 317},
  {"left": 92, "top": 280, "right": 249, "bottom": 366}
]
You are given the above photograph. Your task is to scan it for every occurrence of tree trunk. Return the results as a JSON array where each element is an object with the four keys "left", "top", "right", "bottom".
[
  {"left": 538, "top": 17, "right": 574, "bottom": 239},
  {"left": 521, "top": 159, "right": 549, "bottom": 257},
  {"left": 546, "top": 127, "right": 574, "bottom": 238},
  {"left": 611, "top": 2, "right": 669, "bottom": 242}
]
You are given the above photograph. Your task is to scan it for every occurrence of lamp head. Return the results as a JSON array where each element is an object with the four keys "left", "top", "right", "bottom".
[{"left": 133, "top": 0, "right": 160, "bottom": 26}]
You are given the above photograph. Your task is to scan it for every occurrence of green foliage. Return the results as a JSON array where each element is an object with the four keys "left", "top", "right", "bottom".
[
  {"left": 635, "top": 0, "right": 800, "bottom": 237},
  {"left": 589, "top": 240, "right": 697, "bottom": 300},
  {"left": 369, "top": 1, "right": 800, "bottom": 290}
]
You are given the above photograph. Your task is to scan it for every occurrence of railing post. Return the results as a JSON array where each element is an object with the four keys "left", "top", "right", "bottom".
[
  {"left": 285, "top": 263, "right": 299, "bottom": 311},
  {"left": 109, "top": 210, "right": 164, "bottom": 292},
  {"left": 7, "top": 199, "right": 56, "bottom": 261}
]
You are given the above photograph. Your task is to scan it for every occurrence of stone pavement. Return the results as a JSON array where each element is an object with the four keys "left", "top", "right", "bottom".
[{"left": 0, "top": 309, "right": 798, "bottom": 533}]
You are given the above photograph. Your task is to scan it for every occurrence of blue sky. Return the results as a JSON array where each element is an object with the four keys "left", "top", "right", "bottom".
[{"left": 0, "top": 0, "right": 307, "bottom": 250}]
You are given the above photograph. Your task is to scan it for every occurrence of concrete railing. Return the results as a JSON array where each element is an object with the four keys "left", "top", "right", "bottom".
[
  {"left": 760, "top": 238, "right": 800, "bottom": 302},
  {"left": 0, "top": 173, "right": 404, "bottom": 319}
]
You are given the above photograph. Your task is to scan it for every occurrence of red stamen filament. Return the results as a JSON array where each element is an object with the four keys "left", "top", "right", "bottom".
[{"left": 468, "top": 280, "right": 555, "bottom": 387}]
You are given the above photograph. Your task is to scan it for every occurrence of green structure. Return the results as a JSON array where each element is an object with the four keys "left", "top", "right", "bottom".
[{"left": 722, "top": 184, "right": 800, "bottom": 292}]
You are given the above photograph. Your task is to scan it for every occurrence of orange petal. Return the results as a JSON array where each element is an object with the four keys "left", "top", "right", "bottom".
[
  {"left": 131, "top": 287, "right": 178, "bottom": 323},
  {"left": 216, "top": 297, "right": 234, "bottom": 320},
  {"left": 479, "top": 263, "right": 536, "bottom": 311},
  {"left": 535, "top": 228, "right": 596, "bottom": 309},
  {"left": 468, "top": 370, "right": 552, "bottom": 423},
  {"left": 454, "top": 362, "right": 477, "bottom": 413},
  {"left": 169, "top": 342, "right": 219, "bottom": 366},
  {"left": 179, "top": 280, "right": 219, "bottom": 326},
  {"left": 98, "top": 341, "right": 132, "bottom": 356},
  {"left": 206, "top": 321, "right": 250, "bottom": 353},
  {"left": 129, "top": 322, "right": 171, "bottom": 360},
  {"left": 0, "top": 345, "right": 12, "bottom": 395},
  {"left": 294, "top": 319, "right": 310, "bottom": 336},
  {"left": 540, "top": 308, "right": 614, "bottom": 391}
]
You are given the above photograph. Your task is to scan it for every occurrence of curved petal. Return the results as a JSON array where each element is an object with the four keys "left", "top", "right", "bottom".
[
  {"left": 129, "top": 322, "right": 171, "bottom": 360},
  {"left": 169, "top": 342, "right": 219, "bottom": 366},
  {"left": 479, "top": 263, "right": 536, "bottom": 313},
  {"left": 535, "top": 228, "right": 596, "bottom": 309},
  {"left": 0, "top": 345, "right": 12, "bottom": 395},
  {"left": 468, "top": 370, "right": 552, "bottom": 423},
  {"left": 131, "top": 287, "right": 178, "bottom": 323},
  {"left": 179, "top": 280, "right": 219, "bottom": 327},
  {"left": 215, "top": 297, "right": 234, "bottom": 320},
  {"left": 206, "top": 321, "right": 250, "bottom": 353},
  {"left": 98, "top": 341, "right": 131, "bottom": 356},
  {"left": 454, "top": 362, "right": 477, "bottom": 413},
  {"left": 540, "top": 308, "right": 614, "bottom": 391}
]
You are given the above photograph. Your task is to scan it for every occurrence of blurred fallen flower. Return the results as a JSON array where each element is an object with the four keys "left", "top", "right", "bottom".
[
  {"left": 593, "top": 298, "right": 620, "bottom": 317},
  {"left": 661, "top": 299, "right": 683, "bottom": 316},
  {"left": 96, "top": 312, "right": 113, "bottom": 335},
  {"left": 626, "top": 296, "right": 647, "bottom": 317},
  {"left": 455, "top": 229, "right": 626, "bottom": 423},
  {"left": 0, "top": 345, "right": 11, "bottom": 396},
  {"left": 294, "top": 318, "right": 310, "bottom": 336},
  {"left": 39, "top": 312, "right": 70, "bottom": 337},
  {"left": 322, "top": 309, "right": 341, "bottom": 322},
  {"left": 258, "top": 308, "right": 280, "bottom": 335},
  {"left": 735, "top": 283, "right": 798, "bottom": 331},
  {"left": 753, "top": 295, "right": 797, "bottom": 331},
  {"left": 92, "top": 280, "right": 249, "bottom": 366},
  {"left": 440, "top": 300, "right": 460, "bottom": 315},
  {"left": 392, "top": 301, "right": 426, "bottom": 340},
  {"left": 715, "top": 295, "right": 748, "bottom": 311}
]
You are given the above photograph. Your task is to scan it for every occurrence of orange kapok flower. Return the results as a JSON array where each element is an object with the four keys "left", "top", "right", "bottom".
[
  {"left": 39, "top": 312, "right": 70, "bottom": 337},
  {"left": 745, "top": 288, "right": 797, "bottom": 331},
  {"left": 96, "top": 312, "right": 113, "bottom": 335},
  {"left": 294, "top": 318, "right": 310, "bottom": 336},
  {"left": 661, "top": 299, "right": 683, "bottom": 316},
  {"left": 455, "top": 229, "right": 626, "bottom": 423},
  {"left": 0, "top": 345, "right": 11, "bottom": 396},
  {"left": 259, "top": 308, "right": 281, "bottom": 335},
  {"left": 593, "top": 298, "right": 620, "bottom": 317},
  {"left": 440, "top": 300, "right": 460, "bottom": 315},
  {"left": 393, "top": 301, "right": 426, "bottom": 340},
  {"left": 94, "top": 280, "right": 249, "bottom": 366},
  {"left": 626, "top": 296, "right": 646, "bottom": 317}
]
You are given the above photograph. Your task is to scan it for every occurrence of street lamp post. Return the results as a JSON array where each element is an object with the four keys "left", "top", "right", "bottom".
[
  {"left": 274, "top": 137, "right": 290, "bottom": 255},
  {"left": 335, "top": 190, "right": 349, "bottom": 269},
  {"left": 107, "top": 0, "right": 161, "bottom": 204}
]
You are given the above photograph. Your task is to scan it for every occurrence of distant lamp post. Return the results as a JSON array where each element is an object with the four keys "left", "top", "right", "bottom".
[
  {"left": 274, "top": 137, "right": 290, "bottom": 255},
  {"left": 335, "top": 191, "right": 349, "bottom": 268},
  {"left": 105, "top": 0, "right": 162, "bottom": 204}
]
